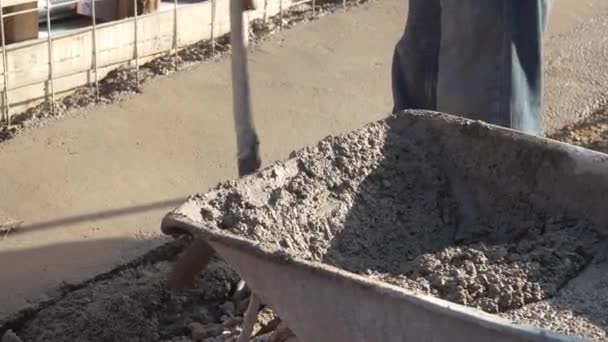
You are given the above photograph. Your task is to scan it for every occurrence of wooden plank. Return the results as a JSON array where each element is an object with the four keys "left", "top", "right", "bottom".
[
  {"left": 3, "top": 2, "right": 37, "bottom": 45},
  {"left": 115, "top": 0, "right": 129, "bottom": 19}
]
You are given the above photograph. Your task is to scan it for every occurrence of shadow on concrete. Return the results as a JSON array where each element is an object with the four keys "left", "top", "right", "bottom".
[
  {"left": 0, "top": 238, "right": 154, "bottom": 322},
  {"left": 0, "top": 196, "right": 191, "bottom": 327},
  {"left": 0, "top": 236, "right": 188, "bottom": 335},
  {"left": 3, "top": 197, "right": 187, "bottom": 236},
  {"left": 0, "top": 234, "right": 245, "bottom": 342}
]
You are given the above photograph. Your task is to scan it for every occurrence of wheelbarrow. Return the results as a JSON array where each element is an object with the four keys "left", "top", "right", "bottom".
[{"left": 161, "top": 110, "right": 608, "bottom": 342}]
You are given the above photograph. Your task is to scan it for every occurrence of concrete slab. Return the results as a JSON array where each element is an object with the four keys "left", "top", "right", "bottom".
[{"left": 0, "top": 0, "right": 607, "bottom": 320}]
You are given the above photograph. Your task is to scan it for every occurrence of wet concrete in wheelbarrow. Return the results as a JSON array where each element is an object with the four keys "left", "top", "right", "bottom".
[
  {"left": 6, "top": 113, "right": 608, "bottom": 342},
  {"left": 163, "top": 113, "right": 606, "bottom": 340}
]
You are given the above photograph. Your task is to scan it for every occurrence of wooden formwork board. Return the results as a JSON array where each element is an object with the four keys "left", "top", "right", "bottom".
[{"left": 3, "top": 2, "right": 38, "bottom": 45}]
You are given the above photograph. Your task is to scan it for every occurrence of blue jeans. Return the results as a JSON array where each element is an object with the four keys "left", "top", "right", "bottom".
[{"left": 392, "top": 0, "right": 553, "bottom": 135}]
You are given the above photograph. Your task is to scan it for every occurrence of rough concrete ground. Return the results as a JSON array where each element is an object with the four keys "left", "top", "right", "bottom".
[
  {"left": 17, "top": 260, "right": 242, "bottom": 342},
  {"left": 1, "top": 239, "right": 248, "bottom": 342},
  {"left": 1, "top": 0, "right": 608, "bottom": 329},
  {"left": 2, "top": 241, "right": 289, "bottom": 342}
]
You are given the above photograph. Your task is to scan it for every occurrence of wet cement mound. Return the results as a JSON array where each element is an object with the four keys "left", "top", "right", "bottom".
[
  {"left": 15, "top": 258, "right": 241, "bottom": 342},
  {"left": 192, "top": 115, "right": 602, "bottom": 320}
]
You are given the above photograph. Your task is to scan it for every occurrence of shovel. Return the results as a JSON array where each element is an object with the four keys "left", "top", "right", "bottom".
[{"left": 168, "top": 0, "right": 261, "bottom": 290}]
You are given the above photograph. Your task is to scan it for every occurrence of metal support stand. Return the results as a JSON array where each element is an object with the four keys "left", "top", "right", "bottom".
[
  {"left": 173, "top": 0, "right": 179, "bottom": 70},
  {"left": 133, "top": 0, "right": 140, "bottom": 87},
  {"left": 211, "top": 0, "right": 216, "bottom": 56},
  {"left": 45, "top": 0, "right": 56, "bottom": 114},
  {"left": 0, "top": 0, "right": 9, "bottom": 125}
]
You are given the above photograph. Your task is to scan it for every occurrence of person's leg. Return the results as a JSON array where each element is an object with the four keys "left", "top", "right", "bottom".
[
  {"left": 436, "top": 0, "right": 552, "bottom": 135},
  {"left": 510, "top": 0, "right": 553, "bottom": 133},
  {"left": 436, "top": 1, "right": 506, "bottom": 127},
  {"left": 391, "top": 0, "right": 441, "bottom": 113}
]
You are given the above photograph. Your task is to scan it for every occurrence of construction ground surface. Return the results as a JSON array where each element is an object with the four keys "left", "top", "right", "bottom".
[{"left": 1, "top": 0, "right": 608, "bottom": 339}]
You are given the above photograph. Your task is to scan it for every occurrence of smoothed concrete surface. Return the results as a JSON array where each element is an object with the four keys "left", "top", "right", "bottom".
[
  {"left": 0, "top": 0, "right": 607, "bottom": 319},
  {"left": 544, "top": 0, "right": 608, "bottom": 132}
]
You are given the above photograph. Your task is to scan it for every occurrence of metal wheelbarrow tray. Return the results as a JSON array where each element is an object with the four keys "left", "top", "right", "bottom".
[{"left": 162, "top": 111, "right": 608, "bottom": 341}]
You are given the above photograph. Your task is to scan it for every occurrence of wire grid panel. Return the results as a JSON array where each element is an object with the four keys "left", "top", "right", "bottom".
[
  {"left": 0, "top": 0, "right": 318, "bottom": 125},
  {"left": 0, "top": 0, "right": 99, "bottom": 122},
  {"left": 0, "top": 0, "right": 45, "bottom": 123}
]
